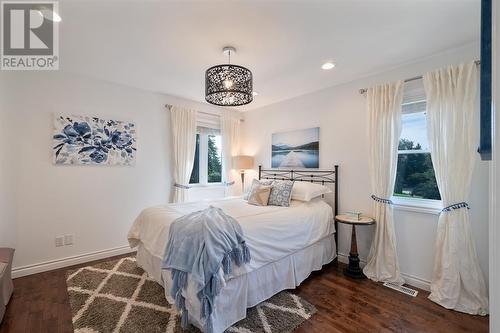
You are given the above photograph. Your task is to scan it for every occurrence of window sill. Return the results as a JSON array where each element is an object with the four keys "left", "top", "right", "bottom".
[
  {"left": 189, "top": 183, "right": 226, "bottom": 189},
  {"left": 392, "top": 197, "right": 443, "bottom": 215}
]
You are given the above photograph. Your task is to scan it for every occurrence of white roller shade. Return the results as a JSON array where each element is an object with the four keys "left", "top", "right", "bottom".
[{"left": 196, "top": 111, "right": 221, "bottom": 130}]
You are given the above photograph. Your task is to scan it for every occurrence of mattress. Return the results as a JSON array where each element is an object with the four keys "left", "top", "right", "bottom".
[
  {"left": 128, "top": 197, "right": 335, "bottom": 277},
  {"left": 128, "top": 197, "right": 335, "bottom": 332}
]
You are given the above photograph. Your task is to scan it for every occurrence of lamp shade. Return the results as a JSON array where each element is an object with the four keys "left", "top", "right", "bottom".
[
  {"left": 232, "top": 155, "right": 254, "bottom": 170},
  {"left": 205, "top": 64, "right": 253, "bottom": 106}
]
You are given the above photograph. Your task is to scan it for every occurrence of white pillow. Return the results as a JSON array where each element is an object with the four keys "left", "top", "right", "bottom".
[{"left": 291, "top": 181, "right": 332, "bottom": 201}]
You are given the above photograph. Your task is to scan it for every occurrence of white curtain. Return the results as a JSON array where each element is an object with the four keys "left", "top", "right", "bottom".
[
  {"left": 363, "top": 81, "right": 405, "bottom": 284},
  {"left": 221, "top": 110, "right": 241, "bottom": 196},
  {"left": 423, "top": 62, "right": 488, "bottom": 315},
  {"left": 170, "top": 106, "right": 197, "bottom": 203}
]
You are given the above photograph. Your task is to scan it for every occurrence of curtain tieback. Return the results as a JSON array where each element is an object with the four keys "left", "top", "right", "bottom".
[
  {"left": 371, "top": 194, "right": 393, "bottom": 205},
  {"left": 224, "top": 181, "right": 235, "bottom": 186},
  {"left": 174, "top": 183, "right": 191, "bottom": 189},
  {"left": 441, "top": 202, "right": 470, "bottom": 213}
]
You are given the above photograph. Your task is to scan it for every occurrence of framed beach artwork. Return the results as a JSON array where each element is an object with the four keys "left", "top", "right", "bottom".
[
  {"left": 53, "top": 115, "right": 137, "bottom": 166},
  {"left": 271, "top": 127, "right": 319, "bottom": 168}
]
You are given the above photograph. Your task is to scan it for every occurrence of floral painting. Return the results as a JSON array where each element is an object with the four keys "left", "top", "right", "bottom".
[{"left": 53, "top": 115, "right": 136, "bottom": 166}]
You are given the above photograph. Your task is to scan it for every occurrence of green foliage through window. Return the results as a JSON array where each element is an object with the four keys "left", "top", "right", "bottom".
[
  {"left": 394, "top": 139, "right": 441, "bottom": 200},
  {"left": 189, "top": 134, "right": 200, "bottom": 184},
  {"left": 207, "top": 135, "right": 222, "bottom": 183},
  {"left": 189, "top": 133, "right": 222, "bottom": 184}
]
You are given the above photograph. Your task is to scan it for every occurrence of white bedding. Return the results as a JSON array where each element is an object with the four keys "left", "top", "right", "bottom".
[
  {"left": 128, "top": 196, "right": 335, "bottom": 278},
  {"left": 137, "top": 234, "right": 336, "bottom": 332},
  {"left": 128, "top": 196, "right": 335, "bottom": 332}
]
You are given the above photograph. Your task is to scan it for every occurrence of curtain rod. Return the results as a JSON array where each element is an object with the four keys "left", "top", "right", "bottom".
[
  {"left": 358, "top": 60, "right": 481, "bottom": 95},
  {"left": 164, "top": 104, "right": 244, "bottom": 122}
]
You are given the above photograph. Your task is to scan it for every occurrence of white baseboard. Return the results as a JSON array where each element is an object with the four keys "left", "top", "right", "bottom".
[
  {"left": 12, "top": 247, "right": 431, "bottom": 291},
  {"left": 399, "top": 272, "right": 431, "bottom": 291},
  {"left": 337, "top": 252, "right": 353, "bottom": 265},
  {"left": 12, "top": 245, "right": 135, "bottom": 278},
  {"left": 337, "top": 252, "right": 431, "bottom": 291}
]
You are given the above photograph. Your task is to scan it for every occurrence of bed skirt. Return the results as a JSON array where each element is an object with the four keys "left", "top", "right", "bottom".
[{"left": 135, "top": 233, "right": 336, "bottom": 333}]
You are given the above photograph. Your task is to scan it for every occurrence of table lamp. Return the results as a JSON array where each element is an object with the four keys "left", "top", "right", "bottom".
[{"left": 232, "top": 155, "right": 255, "bottom": 193}]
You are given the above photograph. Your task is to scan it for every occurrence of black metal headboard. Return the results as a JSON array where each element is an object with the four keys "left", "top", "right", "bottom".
[{"left": 259, "top": 165, "right": 339, "bottom": 256}]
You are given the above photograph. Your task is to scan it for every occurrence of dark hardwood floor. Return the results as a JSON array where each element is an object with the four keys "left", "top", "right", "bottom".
[{"left": 0, "top": 254, "right": 488, "bottom": 333}]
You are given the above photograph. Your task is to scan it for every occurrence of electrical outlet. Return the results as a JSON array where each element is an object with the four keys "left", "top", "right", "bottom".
[
  {"left": 55, "top": 236, "right": 64, "bottom": 247},
  {"left": 64, "top": 234, "right": 74, "bottom": 246}
]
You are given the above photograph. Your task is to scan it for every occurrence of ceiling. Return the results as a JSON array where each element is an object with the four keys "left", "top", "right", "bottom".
[{"left": 59, "top": 0, "right": 480, "bottom": 110}]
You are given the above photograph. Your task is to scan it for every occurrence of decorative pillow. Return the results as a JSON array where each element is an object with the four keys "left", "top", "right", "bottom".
[
  {"left": 244, "top": 179, "right": 274, "bottom": 200},
  {"left": 247, "top": 184, "right": 272, "bottom": 206},
  {"left": 291, "top": 181, "right": 332, "bottom": 201},
  {"left": 268, "top": 180, "right": 294, "bottom": 207}
]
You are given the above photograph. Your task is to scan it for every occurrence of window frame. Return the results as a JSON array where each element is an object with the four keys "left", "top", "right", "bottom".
[
  {"left": 393, "top": 148, "right": 442, "bottom": 211},
  {"left": 392, "top": 98, "right": 442, "bottom": 214},
  {"left": 189, "top": 132, "right": 223, "bottom": 187},
  {"left": 392, "top": 194, "right": 443, "bottom": 215}
]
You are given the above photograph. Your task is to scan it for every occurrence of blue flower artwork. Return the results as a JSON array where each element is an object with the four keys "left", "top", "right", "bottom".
[{"left": 53, "top": 115, "right": 137, "bottom": 166}]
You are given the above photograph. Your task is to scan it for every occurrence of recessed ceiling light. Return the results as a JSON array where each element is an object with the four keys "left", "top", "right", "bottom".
[
  {"left": 321, "top": 62, "right": 336, "bottom": 70},
  {"left": 252, "top": 91, "right": 258, "bottom": 96}
]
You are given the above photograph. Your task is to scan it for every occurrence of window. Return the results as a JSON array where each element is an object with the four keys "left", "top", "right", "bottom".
[
  {"left": 393, "top": 80, "right": 441, "bottom": 202},
  {"left": 189, "top": 134, "right": 200, "bottom": 184},
  {"left": 189, "top": 131, "right": 222, "bottom": 185},
  {"left": 207, "top": 134, "right": 222, "bottom": 183}
]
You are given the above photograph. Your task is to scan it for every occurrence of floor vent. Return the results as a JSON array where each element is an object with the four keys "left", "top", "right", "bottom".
[{"left": 383, "top": 282, "right": 418, "bottom": 297}]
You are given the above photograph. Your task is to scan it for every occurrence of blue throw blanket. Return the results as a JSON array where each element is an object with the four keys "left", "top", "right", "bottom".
[{"left": 161, "top": 206, "right": 251, "bottom": 333}]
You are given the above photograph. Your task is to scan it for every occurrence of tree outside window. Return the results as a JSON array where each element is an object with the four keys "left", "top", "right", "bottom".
[
  {"left": 394, "top": 111, "right": 441, "bottom": 201},
  {"left": 189, "top": 134, "right": 200, "bottom": 184},
  {"left": 190, "top": 133, "right": 222, "bottom": 184},
  {"left": 207, "top": 135, "right": 222, "bottom": 183}
]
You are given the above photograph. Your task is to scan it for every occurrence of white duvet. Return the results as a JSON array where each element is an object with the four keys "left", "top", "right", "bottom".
[{"left": 128, "top": 197, "right": 335, "bottom": 278}]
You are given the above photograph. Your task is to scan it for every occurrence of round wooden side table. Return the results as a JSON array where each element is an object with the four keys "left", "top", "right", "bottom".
[{"left": 335, "top": 214, "right": 375, "bottom": 279}]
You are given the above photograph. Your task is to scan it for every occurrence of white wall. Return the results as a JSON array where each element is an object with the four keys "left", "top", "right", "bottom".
[
  {"left": 242, "top": 42, "right": 490, "bottom": 289},
  {"left": 189, "top": 186, "right": 226, "bottom": 202},
  {"left": 0, "top": 71, "right": 222, "bottom": 273},
  {"left": 0, "top": 77, "right": 16, "bottom": 249}
]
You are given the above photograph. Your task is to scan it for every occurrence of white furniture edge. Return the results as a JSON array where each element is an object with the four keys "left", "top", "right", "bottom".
[
  {"left": 12, "top": 245, "right": 135, "bottom": 278},
  {"left": 337, "top": 252, "right": 431, "bottom": 291}
]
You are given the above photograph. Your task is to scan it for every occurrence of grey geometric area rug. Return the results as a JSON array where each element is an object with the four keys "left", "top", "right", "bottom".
[{"left": 66, "top": 256, "right": 317, "bottom": 333}]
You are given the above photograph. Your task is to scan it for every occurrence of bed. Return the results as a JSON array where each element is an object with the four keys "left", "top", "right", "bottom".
[{"left": 127, "top": 166, "right": 339, "bottom": 333}]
